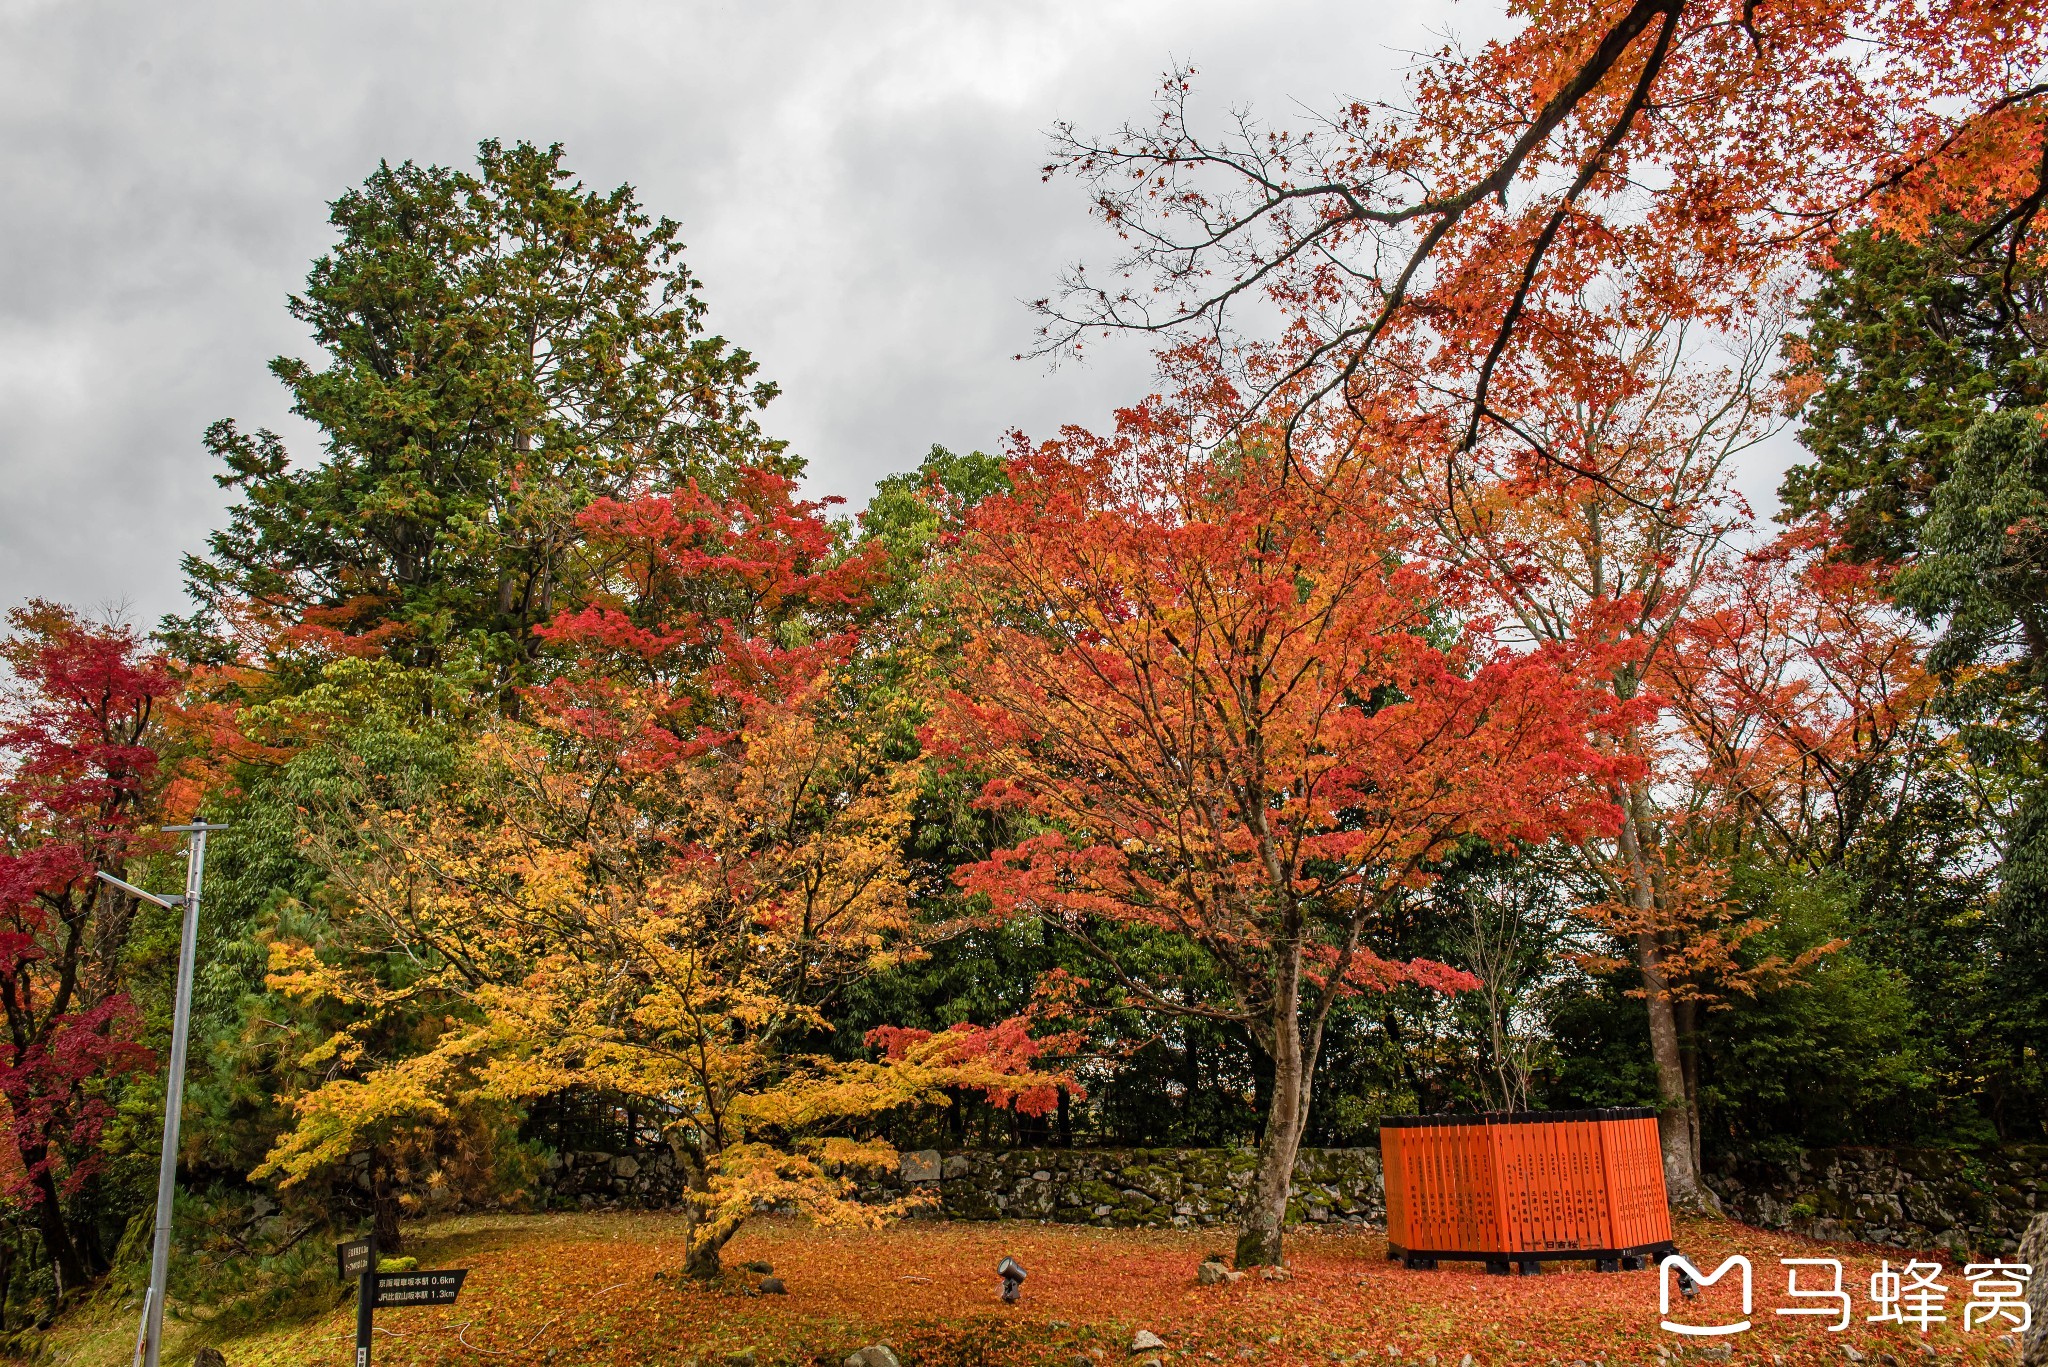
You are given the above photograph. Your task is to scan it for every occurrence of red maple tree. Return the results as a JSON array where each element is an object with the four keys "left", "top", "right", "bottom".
[
  {"left": 934, "top": 402, "right": 1623, "bottom": 1265},
  {"left": 0, "top": 604, "right": 170, "bottom": 1296}
]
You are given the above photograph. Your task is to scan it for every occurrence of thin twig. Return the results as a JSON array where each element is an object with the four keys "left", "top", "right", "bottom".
[{"left": 454, "top": 1313, "right": 562, "bottom": 1357}]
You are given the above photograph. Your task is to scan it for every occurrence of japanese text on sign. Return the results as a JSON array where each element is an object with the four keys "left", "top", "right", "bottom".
[{"left": 371, "top": 1269, "right": 467, "bottom": 1309}]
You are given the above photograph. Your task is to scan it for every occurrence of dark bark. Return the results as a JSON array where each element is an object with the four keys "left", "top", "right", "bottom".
[
  {"left": 684, "top": 1224, "right": 734, "bottom": 1280},
  {"left": 673, "top": 1133, "right": 731, "bottom": 1281},
  {"left": 371, "top": 1151, "right": 403, "bottom": 1255},
  {"left": 0, "top": 1235, "right": 16, "bottom": 1332},
  {"left": 26, "top": 1160, "right": 87, "bottom": 1299}
]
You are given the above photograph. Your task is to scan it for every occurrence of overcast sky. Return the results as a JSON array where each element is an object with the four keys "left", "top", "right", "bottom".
[{"left": 0, "top": 0, "right": 1795, "bottom": 629}]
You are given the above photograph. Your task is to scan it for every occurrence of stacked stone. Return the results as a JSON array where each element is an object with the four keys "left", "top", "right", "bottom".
[
  {"left": 1709, "top": 1144, "right": 2048, "bottom": 1255},
  {"left": 540, "top": 1147, "right": 690, "bottom": 1208},
  {"left": 492, "top": 1135, "right": 2041, "bottom": 1254},
  {"left": 877, "top": 1147, "right": 1385, "bottom": 1230}
]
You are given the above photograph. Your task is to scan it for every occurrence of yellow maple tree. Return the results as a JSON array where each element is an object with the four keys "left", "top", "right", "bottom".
[{"left": 256, "top": 473, "right": 1062, "bottom": 1274}]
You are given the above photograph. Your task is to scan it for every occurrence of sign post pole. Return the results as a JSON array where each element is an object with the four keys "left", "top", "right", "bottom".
[{"left": 355, "top": 1235, "right": 375, "bottom": 1367}]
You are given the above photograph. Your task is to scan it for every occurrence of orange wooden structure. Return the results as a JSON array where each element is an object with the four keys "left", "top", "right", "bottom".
[{"left": 1380, "top": 1108, "right": 1675, "bottom": 1273}]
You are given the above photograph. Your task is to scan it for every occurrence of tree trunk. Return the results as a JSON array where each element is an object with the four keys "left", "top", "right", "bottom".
[
  {"left": 371, "top": 1151, "right": 403, "bottom": 1255},
  {"left": 1236, "top": 947, "right": 1310, "bottom": 1268},
  {"left": 0, "top": 1235, "right": 16, "bottom": 1332},
  {"left": 2018, "top": 1212, "right": 2046, "bottom": 1367},
  {"left": 1235, "top": 1100, "right": 1307, "bottom": 1268},
  {"left": 685, "top": 1223, "right": 733, "bottom": 1280},
  {"left": 26, "top": 1160, "right": 88, "bottom": 1299},
  {"left": 674, "top": 1135, "right": 732, "bottom": 1280},
  {"left": 1617, "top": 790, "right": 1720, "bottom": 1216},
  {"left": 1637, "top": 934, "right": 1717, "bottom": 1212}
]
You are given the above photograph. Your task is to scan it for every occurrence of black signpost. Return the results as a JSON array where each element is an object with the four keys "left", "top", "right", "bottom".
[
  {"left": 337, "top": 1238, "right": 372, "bottom": 1282},
  {"left": 347, "top": 1237, "right": 375, "bottom": 1367},
  {"left": 355, "top": 1248, "right": 373, "bottom": 1367},
  {"left": 338, "top": 1235, "right": 466, "bottom": 1366}
]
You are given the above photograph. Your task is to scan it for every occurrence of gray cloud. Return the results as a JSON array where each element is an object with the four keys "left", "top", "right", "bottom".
[{"left": 0, "top": 0, "right": 1794, "bottom": 628}]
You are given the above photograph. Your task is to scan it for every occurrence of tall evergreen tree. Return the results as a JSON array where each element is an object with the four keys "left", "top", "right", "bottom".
[
  {"left": 171, "top": 140, "right": 788, "bottom": 701},
  {"left": 1892, "top": 408, "right": 2048, "bottom": 1116},
  {"left": 1780, "top": 215, "right": 2047, "bottom": 563}
]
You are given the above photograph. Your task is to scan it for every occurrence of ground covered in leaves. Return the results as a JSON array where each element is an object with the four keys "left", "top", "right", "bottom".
[{"left": 49, "top": 1214, "right": 2020, "bottom": 1367}]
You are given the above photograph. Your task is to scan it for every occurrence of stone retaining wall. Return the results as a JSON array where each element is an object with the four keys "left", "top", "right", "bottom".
[
  {"left": 544, "top": 1145, "right": 690, "bottom": 1208},
  {"left": 1707, "top": 1145, "right": 2048, "bottom": 1256},
  {"left": 874, "top": 1147, "right": 1385, "bottom": 1230},
  {"left": 537, "top": 1144, "right": 1385, "bottom": 1230},
  {"left": 533, "top": 1137, "right": 2045, "bottom": 1254}
]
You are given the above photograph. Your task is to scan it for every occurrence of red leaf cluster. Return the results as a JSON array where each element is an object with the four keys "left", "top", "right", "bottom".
[{"left": 0, "top": 603, "right": 169, "bottom": 1215}]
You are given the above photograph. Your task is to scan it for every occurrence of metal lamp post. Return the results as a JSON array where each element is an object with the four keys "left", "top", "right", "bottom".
[{"left": 97, "top": 821, "right": 227, "bottom": 1367}]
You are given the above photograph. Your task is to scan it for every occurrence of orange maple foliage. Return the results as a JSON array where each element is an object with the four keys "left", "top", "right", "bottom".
[
  {"left": 933, "top": 402, "right": 1623, "bottom": 1267},
  {"left": 1043, "top": 0, "right": 2047, "bottom": 470},
  {"left": 1663, "top": 523, "right": 1935, "bottom": 869},
  {"left": 1565, "top": 528, "right": 1930, "bottom": 1121},
  {"left": 1384, "top": 302, "right": 1906, "bottom": 1209}
]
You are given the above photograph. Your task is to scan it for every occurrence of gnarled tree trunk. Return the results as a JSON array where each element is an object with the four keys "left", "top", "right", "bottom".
[
  {"left": 674, "top": 1131, "right": 732, "bottom": 1280},
  {"left": 684, "top": 1221, "right": 733, "bottom": 1280}
]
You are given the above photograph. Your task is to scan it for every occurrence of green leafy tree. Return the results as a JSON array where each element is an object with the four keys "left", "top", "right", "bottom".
[
  {"left": 856, "top": 445, "right": 1010, "bottom": 622},
  {"left": 170, "top": 660, "right": 476, "bottom": 1253},
  {"left": 172, "top": 140, "right": 787, "bottom": 702},
  {"left": 1775, "top": 210, "right": 2048, "bottom": 1144}
]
